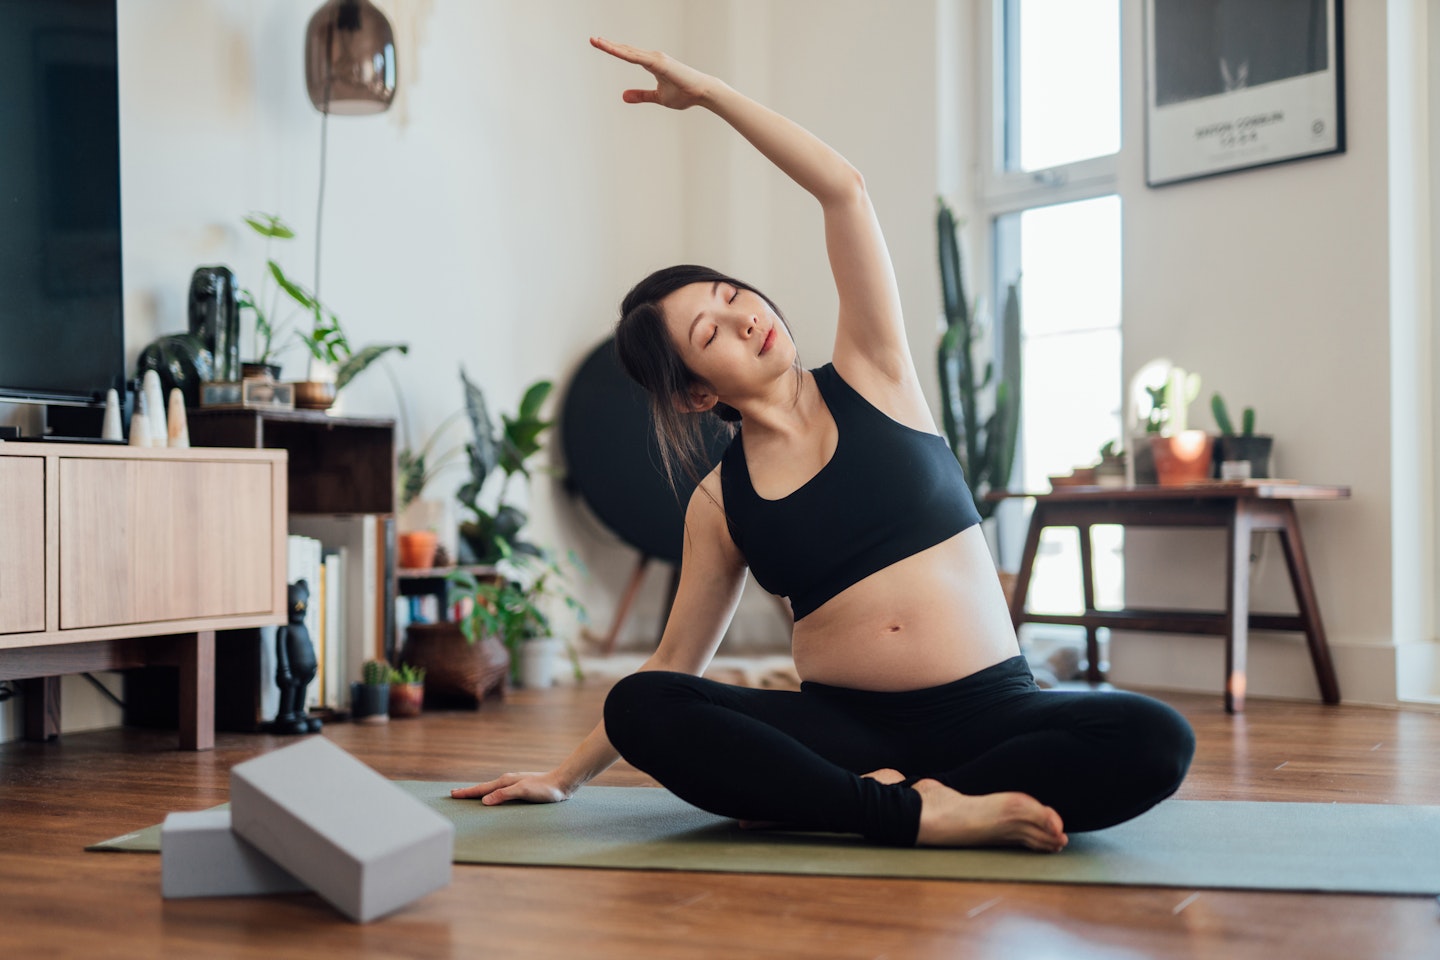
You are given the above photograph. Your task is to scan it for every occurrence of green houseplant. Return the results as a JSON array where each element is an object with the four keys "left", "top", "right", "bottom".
[
  {"left": 237, "top": 213, "right": 408, "bottom": 402},
  {"left": 455, "top": 370, "right": 554, "bottom": 564},
  {"left": 1211, "top": 393, "right": 1273, "bottom": 478},
  {"left": 447, "top": 542, "right": 587, "bottom": 688},
  {"left": 935, "top": 198, "right": 1021, "bottom": 522}
]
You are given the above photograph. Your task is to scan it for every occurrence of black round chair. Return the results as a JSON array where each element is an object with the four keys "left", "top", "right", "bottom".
[{"left": 559, "top": 337, "right": 730, "bottom": 651}]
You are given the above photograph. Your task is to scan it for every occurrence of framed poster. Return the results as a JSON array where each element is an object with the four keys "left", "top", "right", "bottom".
[{"left": 1144, "top": 0, "right": 1345, "bottom": 187}]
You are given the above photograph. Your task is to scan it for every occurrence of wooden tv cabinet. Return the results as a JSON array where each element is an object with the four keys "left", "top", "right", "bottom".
[{"left": 0, "top": 442, "right": 287, "bottom": 749}]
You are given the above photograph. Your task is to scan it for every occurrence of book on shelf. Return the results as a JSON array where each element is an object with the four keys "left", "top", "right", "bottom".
[
  {"left": 288, "top": 515, "right": 393, "bottom": 707},
  {"left": 323, "top": 548, "right": 345, "bottom": 710}
]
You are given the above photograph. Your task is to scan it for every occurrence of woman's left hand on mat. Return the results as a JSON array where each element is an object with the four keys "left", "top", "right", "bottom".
[
  {"left": 451, "top": 771, "right": 571, "bottom": 805},
  {"left": 590, "top": 36, "right": 714, "bottom": 110}
]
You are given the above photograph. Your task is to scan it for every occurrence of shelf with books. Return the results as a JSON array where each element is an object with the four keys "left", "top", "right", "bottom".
[{"left": 183, "top": 410, "right": 397, "bottom": 731}]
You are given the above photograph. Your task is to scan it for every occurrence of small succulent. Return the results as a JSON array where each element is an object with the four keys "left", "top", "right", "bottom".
[{"left": 391, "top": 663, "right": 426, "bottom": 685}]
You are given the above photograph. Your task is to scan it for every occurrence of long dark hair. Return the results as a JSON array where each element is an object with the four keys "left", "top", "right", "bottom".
[{"left": 615, "top": 264, "right": 800, "bottom": 493}]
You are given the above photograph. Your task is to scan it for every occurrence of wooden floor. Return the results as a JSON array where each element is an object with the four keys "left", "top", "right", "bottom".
[{"left": 3, "top": 679, "right": 1439, "bottom": 959}]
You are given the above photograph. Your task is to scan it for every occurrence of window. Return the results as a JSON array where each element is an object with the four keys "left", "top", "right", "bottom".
[{"left": 980, "top": 0, "right": 1126, "bottom": 658}]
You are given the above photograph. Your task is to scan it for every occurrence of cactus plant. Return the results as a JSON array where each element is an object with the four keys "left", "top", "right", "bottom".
[
  {"left": 1211, "top": 393, "right": 1257, "bottom": 437},
  {"left": 362, "top": 659, "right": 391, "bottom": 686},
  {"left": 936, "top": 197, "right": 1021, "bottom": 520},
  {"left": 1163, "top": 367, "right": 1202, "bottom": 435}
]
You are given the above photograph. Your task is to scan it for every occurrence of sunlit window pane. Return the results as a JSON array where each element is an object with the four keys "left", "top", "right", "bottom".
[
  {"left": 1011, "top": 0, "right": 1121, "bottom": 171},
  {"left": 1016, "top": 197, "right": 1122, "bottom": 338},
  {"left": 995, "top": 194, "right": 1123, "bottom": 629}
]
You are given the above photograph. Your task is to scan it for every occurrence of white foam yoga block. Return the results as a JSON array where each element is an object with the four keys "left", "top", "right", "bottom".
[
  {"left": 229, "top": 736, "right": 454, "bottom": 923},
  {"left": 161, "top": 809, "right": 309, "bottom": 899}
]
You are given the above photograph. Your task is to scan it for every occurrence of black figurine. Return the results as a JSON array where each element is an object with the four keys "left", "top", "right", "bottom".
[{"left": 270, "top": 579, "right": 322, "bottom": 735}]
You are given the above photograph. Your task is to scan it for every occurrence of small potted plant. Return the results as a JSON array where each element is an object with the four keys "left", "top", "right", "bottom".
[
  {"left": 1211, "top": 393, "right": 1273, "bottom": 479},
  {"left": 1094, "top": 440, "right": 1127, "bottom": 487},
  {"left": 1146, "top": 366, "right": 1213, "bottom": 486},
  {"left": 387, "top": 663, "right": 426, "bottom": 718},
  {"left": 396, "top": 409, "right": 467, "bottom": 570},
  {"left": 449, "top": 541, "right": 587, "bottom": 689},
  {"left": 351, "top": 659, "right": 390, "bottom": 724},
  {"left": 236, "top": 212, "right": 408, "bottom": 403}
]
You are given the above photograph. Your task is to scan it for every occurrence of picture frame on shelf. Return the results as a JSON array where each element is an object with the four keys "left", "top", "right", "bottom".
[{"left": 1144, "top": 0, "right": 1345, "bottom": 187}]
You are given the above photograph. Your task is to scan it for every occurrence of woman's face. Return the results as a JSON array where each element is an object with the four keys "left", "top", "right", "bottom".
[{"left": 659, "top": 280, "right": 793, "bottom": 406}]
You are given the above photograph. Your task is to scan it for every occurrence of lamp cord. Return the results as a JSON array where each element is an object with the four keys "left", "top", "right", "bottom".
[
  {"left": 314, "top": 107, "right": 328, "bottom": 307},
  {"left": 315, "top": 23, "right": 334, "bottom": 309}
]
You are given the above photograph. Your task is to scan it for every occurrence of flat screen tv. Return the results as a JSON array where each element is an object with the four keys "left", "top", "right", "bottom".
[{"left": 0, "top": 0, "right": 124, "bottom": 408}]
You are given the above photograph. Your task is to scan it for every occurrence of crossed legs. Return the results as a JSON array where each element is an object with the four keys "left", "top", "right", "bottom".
[{"left": 603, "top": 657, "right": 1195, "bottom": 849}]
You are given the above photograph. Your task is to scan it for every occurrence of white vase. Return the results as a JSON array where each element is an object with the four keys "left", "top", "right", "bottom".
[{"left": 518, "top": 636, "right": 565, "bottom": 689}]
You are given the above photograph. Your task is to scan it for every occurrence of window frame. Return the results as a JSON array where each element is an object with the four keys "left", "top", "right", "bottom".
[{"left": 976, "top": 0, "right": 1127, "bottom": 579}]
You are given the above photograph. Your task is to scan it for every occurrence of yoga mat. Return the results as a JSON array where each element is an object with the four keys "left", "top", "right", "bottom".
[{"left": 89, "top": 783, "right": 1440, "bottom": 895}]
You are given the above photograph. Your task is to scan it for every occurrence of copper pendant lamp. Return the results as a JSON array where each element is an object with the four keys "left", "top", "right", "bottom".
[{"left": 304, "top": 0, "right": 397, "bottom": 115}]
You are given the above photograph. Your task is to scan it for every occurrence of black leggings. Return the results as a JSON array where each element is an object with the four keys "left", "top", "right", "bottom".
[{"left": 603, "top": 656, "right": 1196, "bottom": 846}]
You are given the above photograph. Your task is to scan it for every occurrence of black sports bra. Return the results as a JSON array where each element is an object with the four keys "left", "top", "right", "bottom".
[{"left": 719, "top": 363, "right": 982, "bottom": 620}]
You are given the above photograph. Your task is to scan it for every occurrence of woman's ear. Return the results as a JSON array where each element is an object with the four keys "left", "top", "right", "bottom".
[{"left": 673, "top": 386, "right": 717, "bottom": 414}]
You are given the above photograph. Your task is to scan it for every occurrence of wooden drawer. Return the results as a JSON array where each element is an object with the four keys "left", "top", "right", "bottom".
[
  {"left": 59, "top": 457, "right": 276, "bottom": 630},
  {"left": 0, "top": 456, "right": 46, "bottom": 634}
]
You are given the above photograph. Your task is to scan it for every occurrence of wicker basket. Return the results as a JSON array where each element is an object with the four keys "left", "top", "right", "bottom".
[{"left": 400, "top": 622, "right": 509, "bottom": 709}]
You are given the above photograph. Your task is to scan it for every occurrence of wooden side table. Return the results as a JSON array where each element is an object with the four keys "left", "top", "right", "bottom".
[{"left": 989, "top": 482, "right": 1350, "bottom": 713}]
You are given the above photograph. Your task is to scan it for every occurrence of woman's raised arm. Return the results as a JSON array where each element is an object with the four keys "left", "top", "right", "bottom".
[{"left": 591, "top": 36, "right": 912, "bottom": 385}]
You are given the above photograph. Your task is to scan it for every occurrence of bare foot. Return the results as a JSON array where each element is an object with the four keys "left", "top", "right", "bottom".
[
  {"left": 738, "top": 768, "right": 909, "bottom": 830},
  {"left": 912, "top": 779, "right": 1067, "bottom": 853}
]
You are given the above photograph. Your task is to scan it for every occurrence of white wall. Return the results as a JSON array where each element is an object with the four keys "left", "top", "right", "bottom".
[
  {"left": 2, "top": 0, "right": 946, "bottom": 741},
  {"left": 1110, "top": 0, "right": 1430, "bottom": 705}
]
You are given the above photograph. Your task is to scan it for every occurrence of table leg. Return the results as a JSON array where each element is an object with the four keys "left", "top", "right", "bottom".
[
  {"left": 1278, "top": 503, "right": 1342, "bottom": 704},
  {"left": 1009, "top": 503, "right": 1047, "bottom": 630},
  {"left": 591, "top": 555, "right": 651, "bottom": 655},
  {"left": 1077, "top": 523, "right": 1103, "bottom": 683},
  {"left": 178, "top": 631, "right": 216, "bottom": 751},
  {"left": 1225, "top": 502, "right": 1255, "bottom": 713},
  {"left": 21, "top": 677, "right": 61, "bottom": 741}
]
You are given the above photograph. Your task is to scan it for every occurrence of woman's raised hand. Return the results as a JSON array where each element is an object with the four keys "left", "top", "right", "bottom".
[
  {"left": 590, "top": 36, "right": 715, "bottom": 110},
  {"left": 450, "top": 771, "right": 571, "bottom": 805}
]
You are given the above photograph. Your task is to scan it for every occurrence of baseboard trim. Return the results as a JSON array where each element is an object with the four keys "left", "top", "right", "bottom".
[{"left": 1103, "top": 631, "right": 1400, "bottom": 706}]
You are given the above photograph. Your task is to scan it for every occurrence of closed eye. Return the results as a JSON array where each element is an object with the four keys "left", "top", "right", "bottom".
[
  {"left": 705, "top": 327, "right": 717, "bottom": 346},
  {"left": 728, "top": 287, "right": 739, "bottom": 303}
]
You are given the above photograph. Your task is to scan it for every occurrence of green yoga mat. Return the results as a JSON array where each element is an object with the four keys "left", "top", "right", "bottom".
[{"left": 89, "top": 782, "right": 1440, "bottom": 895}]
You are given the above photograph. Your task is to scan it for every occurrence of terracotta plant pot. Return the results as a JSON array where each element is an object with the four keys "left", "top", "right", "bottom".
[
  {"left": 1148, "top": 431, "right": 1215, "bottom": 486},
  {"left": 389, "top": 681, "right": 424, "bottom": 718},
  {"left": 397, "top": 530, "right": 439, "bottom": 570},
  {"left": 400, "top": 621, "right": 509, "bottom": 709}
]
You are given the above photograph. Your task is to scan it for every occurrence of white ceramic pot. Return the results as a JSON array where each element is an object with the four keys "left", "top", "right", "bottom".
[{"left": 518, "top": 636, "right": 565, "bottom": 689}]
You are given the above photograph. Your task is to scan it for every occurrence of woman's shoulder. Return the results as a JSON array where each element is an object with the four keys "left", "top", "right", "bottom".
[{"left": 688, "top": 466, "right": 728, "bottom": 518}]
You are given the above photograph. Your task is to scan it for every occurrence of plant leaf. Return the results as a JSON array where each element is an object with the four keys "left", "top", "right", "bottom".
[
  {"left": 461, "top": 367, "right": 499, "bottom": 489},
  {"left": 518, "top": 380, "right": 553, "bottom": 420},
  {"left": 244, "top": 213, "right": 295, "bottom": 239},
  {"left": 268, "top": 261, "right": 313, "bottom": 309},
  {"left": 337, "top": 343, "right": 409, "bottom": 391}
]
